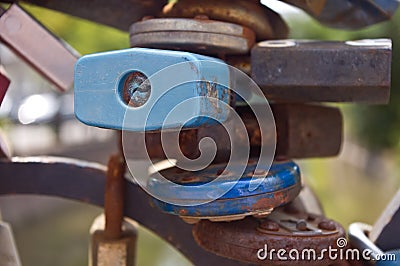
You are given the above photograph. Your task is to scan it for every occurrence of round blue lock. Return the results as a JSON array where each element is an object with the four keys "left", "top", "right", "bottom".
[{"left": 147, "top": 160, "right": 301, "bottom": 220}]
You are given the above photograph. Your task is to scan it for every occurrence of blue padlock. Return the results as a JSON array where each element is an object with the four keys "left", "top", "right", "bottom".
[
  {"left": 74, "top": 48, "right": 232, "bottom": 131},
  {"left": 147, "top": 160, "right": 301, "bottom": 222}
]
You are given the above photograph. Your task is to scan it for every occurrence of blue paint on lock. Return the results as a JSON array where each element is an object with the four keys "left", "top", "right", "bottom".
[
  {"left": 148, "top": 160, "right": 301, "bottom": 217},
  {"left": 74, "top": 48, "right": 232, "bottom": 131}
]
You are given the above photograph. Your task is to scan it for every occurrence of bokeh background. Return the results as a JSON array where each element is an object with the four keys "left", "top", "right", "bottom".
[{"left": 0, "top": 1, "right": 399, "bottom": 265}]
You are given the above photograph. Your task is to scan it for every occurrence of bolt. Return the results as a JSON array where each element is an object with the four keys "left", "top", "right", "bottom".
[
  {"left": 122, "top": 71, "right": 151, "bottom": 107},
  {"left": 307, "top": 213, "right": 318, "bottom": 221},
  {"left": 318, "top": 220, "right": 337, "bottom": 231},
  {"left": 259, "top": 220, "right": 279, "bottom": 232},
  {"left": 296, "top": 219, "right": 308, "bottom": 231}
]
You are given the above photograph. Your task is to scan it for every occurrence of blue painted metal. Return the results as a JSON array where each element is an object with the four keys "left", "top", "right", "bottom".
[
  {"left": 74, "top": 48, "right": 231, "bottom": 131},
  {"left": 148, "top": 160, "right": 301, "bottom": 217}
]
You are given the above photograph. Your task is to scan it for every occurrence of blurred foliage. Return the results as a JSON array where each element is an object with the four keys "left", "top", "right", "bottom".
[{"left": 286, "top": 9, "right": 400, "bottom": 152}]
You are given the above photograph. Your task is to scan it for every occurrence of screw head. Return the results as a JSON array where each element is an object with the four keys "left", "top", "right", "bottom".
[
  {"left": 259, "top": 220, "right": 280, "bottom": 232},
  {"left": 318, "top": 220, "right": 336, "bottom": 231},
  {"left": 122, "top": 71, "right": 151, "bottom": 107},
  {"left": 296, "top": 219, "right": 308, "bottom": 231}
]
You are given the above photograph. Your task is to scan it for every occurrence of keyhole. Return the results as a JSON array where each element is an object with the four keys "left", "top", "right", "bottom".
[{"left": 121, "top": 71, "right": 151, "bottom": 107}]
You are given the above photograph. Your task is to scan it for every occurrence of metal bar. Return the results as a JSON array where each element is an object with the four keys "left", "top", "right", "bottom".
[
  {"left": 0, "top": 0, "right": 168, "bottom": 31},
  {"left": 0, "top": 4, "right": 78, "bottom": 91},
  {"left": 0, "top": 157, "right": 250, "bottom": 266},
  {"left": 104, "top": 154, "right": 125, "bottom": 240},
  {"left": 251, "top": 39, "right": 392, "bottom": 103},
  {"left": 123, "top": 104, "right": 343, "bottom": 161}
]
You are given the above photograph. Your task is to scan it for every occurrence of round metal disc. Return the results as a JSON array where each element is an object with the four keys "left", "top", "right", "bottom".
[
  {"left": 193, "top": 212, "right": 346, "bottom": 265},
  {"left": 130, "top": 18, "right": 255, "bottom": 55},
  {"left": 147, "top": 160, "right": 301, "bottom": 220}
]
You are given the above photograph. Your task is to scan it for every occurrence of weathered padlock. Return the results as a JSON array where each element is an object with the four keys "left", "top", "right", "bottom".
[
  {"left": 349, "top": 189, "right": 400, "bottom": 265},
  {"left": 349, "top": 223, "right": 399, "bottom": 266},
  {"left": 251, "top": 39, "right": 392, "bottom": 103},
  {"left": 193, "top": 208, "right": 346, "bottom": 265},
  {"left": 74, "top": 48, "right": 232, "bottom": 131},
  {"left": 123, "top": 103, "right": 343, "bottom": 161},
  {"left": 0, "top": 4, "right": 78, "bottom": 91},
  {"left": 147, "top": 160, "right": 301, "bottom": 223},
  {"left": 89, "top": 214, "right": 138, "bottom": 266}
]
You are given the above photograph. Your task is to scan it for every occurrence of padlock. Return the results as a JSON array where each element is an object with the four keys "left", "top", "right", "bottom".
[
  {"left": 0, "top": 4, "right": 78, "bottom": 91},
  {"left": 370, "top": 189, "right": 400, "bottom": 252},
  {"left": 251, "top": 39, "right": 392, "bottom": 103},
  {"left": 282, "top": 0, "right": 399, "bottom": 29},
  {"left": 0, "top": 72, "right": 10, "bottom": 106},
  {"left": 348, "top": 223, "right": 399, "bottom": 266},
  {"left": 89, "top": 214, "right": 138, "bottom": 266},
  {"left": 123, "top": 103, "right": 342, "bottom": 161},
  {"left": 74, "top": 48, "right": 232, "bottom": 131},
  {"left": 0, "top": 218, "right": 21, "bottom": 266},
  {"left": 349, "top": 189, "right": 400, "bottom": 265},
  {"left": 193, "top": 208, "right": 346, "bottom": 265},
  {"left": 147, "top": 160, "right": 301, "bottom": 222}
]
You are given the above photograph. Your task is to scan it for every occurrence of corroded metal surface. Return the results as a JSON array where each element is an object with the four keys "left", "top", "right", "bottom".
[
  {"left": 147, "top": 160, "right": 301, "bottom": 219},
  {"left": 162, "top": 0, "right": 288, "bottom": 40},
  {"left": 0, "top": 157, "right": 246, "bottom": 266},
  {"left": 104, "top": 154, "right": 126, "bottom": 240},
  {"left": 130, "top": 18, "right": 255, "bottom": 55},
  {"left": 251, "top": 39, "right": 392, "bottom": 103},
  {"left": 193, "top": 211, "right": 346, "bottom": 265},
  {"left": 123, "top": 104, "right": 342, "bottom": 161}
]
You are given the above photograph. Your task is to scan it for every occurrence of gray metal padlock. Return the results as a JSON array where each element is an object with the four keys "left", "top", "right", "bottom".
[
  {"left": 89, "top": 214, "right": 138, "bottom": 266},
  {"left": 0, "top": 218, "right": 21, "bottom": 266}
]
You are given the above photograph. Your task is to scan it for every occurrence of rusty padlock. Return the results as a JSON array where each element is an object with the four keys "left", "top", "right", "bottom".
[
  {"left": 147, "top": 160, "right": 302, "bottom": 223},
  {"left": 193, "top": 208, "right": 346, "bottom": 265},
  {"left": 0, "top": 4, "right": 78, "bottom": 91}
]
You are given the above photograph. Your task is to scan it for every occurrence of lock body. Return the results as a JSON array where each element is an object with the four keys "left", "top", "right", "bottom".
[
  {"left": 148, "top": 160, "right": 301, "bottom": 222},
  {"left": 74, "top": 48, "right": 232, "bottom": 131}
]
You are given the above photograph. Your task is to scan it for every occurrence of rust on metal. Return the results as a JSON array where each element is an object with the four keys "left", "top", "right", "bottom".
[
  {"left": 162, "top": 0, "right": 288, "bottom": 40},
  {"left": 130, "top": 18, "right": 255, "bottom": 55},
  {"left": 193, "top": 211, "right": 346, "bottom": 265},
  {"left": 251, "top": 39, "right": 392, "bottom": 103},
  {"left": 123, "top": 104, "right": 342, "bottom": 161},
  {"left": 104, "top": 153, "right": 126, "bottom": 240},
  {"left": 250, "top": 184, "right": 301, "bottom": 211}
]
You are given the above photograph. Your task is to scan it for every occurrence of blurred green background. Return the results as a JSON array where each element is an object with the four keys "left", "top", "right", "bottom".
[{"left": 0, "top": 1, "right": 399, "bottom": 266}]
